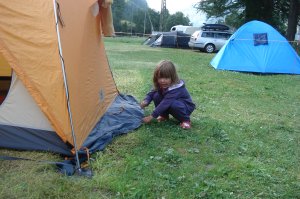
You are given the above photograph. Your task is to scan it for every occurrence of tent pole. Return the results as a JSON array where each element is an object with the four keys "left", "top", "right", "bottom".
[{"left": 52, "top": 0, "right": 81, "bottom": 173}]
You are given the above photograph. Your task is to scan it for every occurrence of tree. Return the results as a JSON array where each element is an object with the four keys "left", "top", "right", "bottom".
[
  {"left": 286, "top": 0, "right": 300, "bottom": 41},
  {"left": 194, "top": 0, "right": 276, "bottom": 26},
  {"left": 165, "top": 12, "right": 190, "bottom": 31},
  {"left": 147, "top": 8, "right": 160, "bottom": 32},
  {"left": 195, "top": 0, "right": 300, "bottom": 40},
  {"left": 111, "top": 0, "right": 126, "bottom": 32},
  {"left": 194, "top": 0, "right": 243, "bottom": 20},
  {"left": 111, "top": 0, "right": 191, "bottom": 34},
  {"left": 159, "top": 9, "right": 170, "bottom": 32},
  {"left": 112, "top": 0, "right": 148, "bottom": 33},
  {"left": 132, "top": 10, "right": 148, "bottom": 34},
  {"left": 224, "top": 10, "right": 244, "bottom": 29},
  {"left": 244, "top": 0, "right": 275, "bottom": 26}
]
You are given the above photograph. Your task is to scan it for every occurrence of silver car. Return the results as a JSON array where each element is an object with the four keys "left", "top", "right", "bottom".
[{"left": 188, "top": 30, "right": 232, "bottom": 53}]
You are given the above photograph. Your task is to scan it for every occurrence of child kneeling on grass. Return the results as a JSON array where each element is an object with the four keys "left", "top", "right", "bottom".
[{"left": 140, "top": 60, "right": 195, "bottom": 129}]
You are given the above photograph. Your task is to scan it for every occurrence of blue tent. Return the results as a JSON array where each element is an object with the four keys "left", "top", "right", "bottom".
[{"left": 211, "top": 20, "right": 300, "bottom": 74}]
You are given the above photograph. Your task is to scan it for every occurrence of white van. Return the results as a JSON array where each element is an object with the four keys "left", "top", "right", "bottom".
[
  {"left": 170, "top": 25, "right": 200, "bottom": 35},
  {"left": 188, "top": 30, "right": 232, "bottom": 53}
]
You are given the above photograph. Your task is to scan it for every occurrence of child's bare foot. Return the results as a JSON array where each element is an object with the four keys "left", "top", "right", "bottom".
[
  {"left": 180, "top": 121, "right": 191, "bottom": 129},
  {"left": 157, "top": 115, "right": 169, "bottom": 122}
]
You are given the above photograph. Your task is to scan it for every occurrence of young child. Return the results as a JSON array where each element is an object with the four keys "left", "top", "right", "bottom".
[{"left": 140, "top": 60, "right": 195, "bottom": 129}]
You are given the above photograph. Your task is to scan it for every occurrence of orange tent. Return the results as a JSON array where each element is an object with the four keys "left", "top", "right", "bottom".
[{"left": 0, "top": 0, "right": 142, "bottom": 169}]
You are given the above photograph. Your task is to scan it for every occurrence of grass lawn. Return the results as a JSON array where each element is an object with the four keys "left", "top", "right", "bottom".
[{"left": 1, "top": 37, "right": 300, "bottom": 199}]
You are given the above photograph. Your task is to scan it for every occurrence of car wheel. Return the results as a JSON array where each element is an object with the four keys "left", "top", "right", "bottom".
[{"left": 204, "top": 44, "right": 215, "bottom": 53}]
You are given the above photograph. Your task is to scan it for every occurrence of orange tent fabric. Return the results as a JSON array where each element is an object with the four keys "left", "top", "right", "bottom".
[{"left": 0, "top": 0, "right": 117, "bottom": 149}]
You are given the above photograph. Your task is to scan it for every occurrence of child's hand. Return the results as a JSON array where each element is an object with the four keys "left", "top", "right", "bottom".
[
  {"left": 143, "top": 115, "right": 153, "bottom": 123},
  {"left": 140, "top": 100, "right": 148, "bottom": 109}
]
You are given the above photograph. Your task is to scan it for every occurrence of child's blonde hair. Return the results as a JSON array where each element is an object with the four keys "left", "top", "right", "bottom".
[{"left": 153, "top": 60, "right": 180, "bottom": 90}]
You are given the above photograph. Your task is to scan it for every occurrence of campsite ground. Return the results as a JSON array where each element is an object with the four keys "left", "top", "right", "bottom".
[{"left": 1, "top": 37, "right": 300, "bottom": 198}]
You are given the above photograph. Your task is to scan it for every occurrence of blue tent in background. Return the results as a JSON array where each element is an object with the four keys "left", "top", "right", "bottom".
[{"left": 211, "top": 20, "right": 300, "bottom": 74}]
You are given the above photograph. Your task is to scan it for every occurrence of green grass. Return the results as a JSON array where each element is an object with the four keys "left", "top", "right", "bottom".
[{"left": 1, "top": 37, "right": 300, "bottom": 199}]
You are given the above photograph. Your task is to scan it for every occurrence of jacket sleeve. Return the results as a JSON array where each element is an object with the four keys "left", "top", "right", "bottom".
[{"left": 143, "top": 89, "right": 156, "bottom": 105}]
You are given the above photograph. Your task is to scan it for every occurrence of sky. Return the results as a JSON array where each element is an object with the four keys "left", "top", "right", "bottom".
[{"left": 146, "top": 0, "right": 207, "bottom": 27}]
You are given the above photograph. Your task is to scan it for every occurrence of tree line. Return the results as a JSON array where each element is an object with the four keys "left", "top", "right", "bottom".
[
  {"left": 194, "top": 0, "right": 300, "bottom": 41},
  {"left": 111, "top": 0, "right": 190, "bottom": 35},
  {"left": 111, "top": 0, "right": 299, "bottom": 41}
]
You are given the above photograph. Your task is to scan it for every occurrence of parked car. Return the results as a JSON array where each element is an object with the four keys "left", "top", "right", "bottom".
[{"left": 188, "top": 30, "right": 232, "bottom": 53}]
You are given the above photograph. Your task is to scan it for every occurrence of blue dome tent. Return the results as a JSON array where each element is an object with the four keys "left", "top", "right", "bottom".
[{"left": 211, "top": 20, "right": 300, "bottom": 74}]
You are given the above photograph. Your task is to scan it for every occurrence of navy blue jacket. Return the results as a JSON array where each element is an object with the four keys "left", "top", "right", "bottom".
[{"left": 144, "top": 80, "right": 195, "bottom": 118}]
